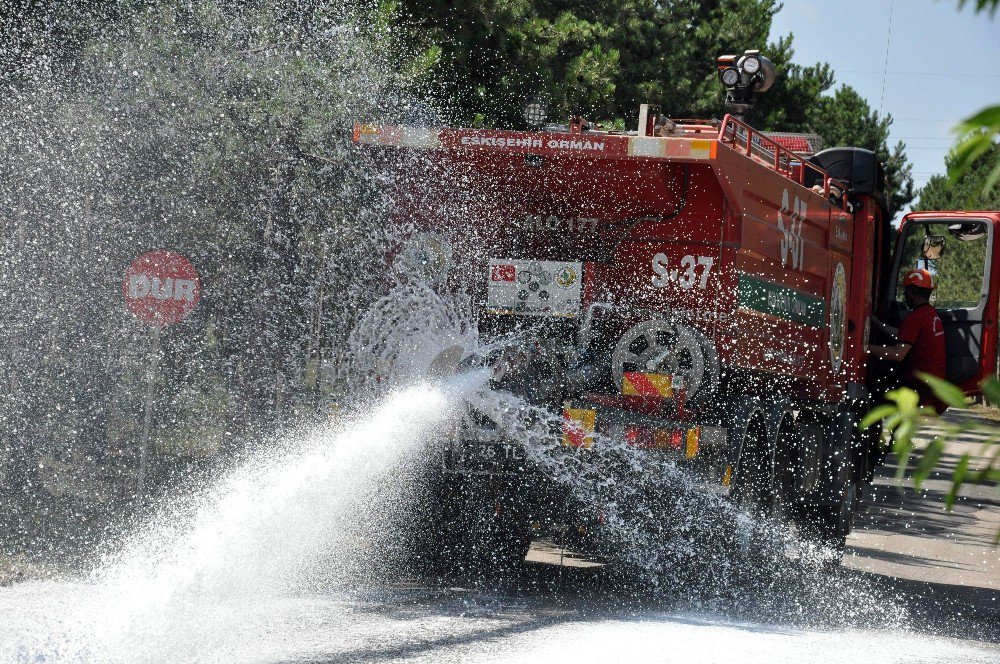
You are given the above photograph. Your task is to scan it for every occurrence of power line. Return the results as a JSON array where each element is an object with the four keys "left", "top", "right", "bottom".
[
  {"left": 840, "top": 70, "right": 1000, "bottom": 78},
  {"left": 878, "top": 0, "right": 893, "bottom": 116},
  {"left": 892, "top": 117, "right": 963, "bottom": 123}
]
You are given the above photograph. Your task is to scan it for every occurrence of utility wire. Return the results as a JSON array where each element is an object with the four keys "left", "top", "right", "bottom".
[
  {"left": 842, "top": 70, "right": 1000, "bottom": 77},
  {"left": 879, "top": 0, "right": 894, "bottom": 116}
]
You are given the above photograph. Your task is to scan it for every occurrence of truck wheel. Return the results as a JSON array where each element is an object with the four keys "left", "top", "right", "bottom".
[
  {"left": 730, "top": 414, "right": 773, "bottom": 516},
  {"left": 798, "top": 483, "right": 855, "bottom": 560},
  {"left": 434, "top": 518, "right": 532, "bottom": 584},
  {"left": 787, "top": 415, "right": 855, "bottom": 559},
  {"left": 791, "top": 419, "right": 825, "bottom": 495}
]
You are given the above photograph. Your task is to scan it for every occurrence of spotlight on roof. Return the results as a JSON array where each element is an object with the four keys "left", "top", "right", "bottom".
[
  {"left": 717, "top": 49, "right": 775, "bottom": 115},
  {"left": 523, "top": 96, "right": 549, "bottom": 130}
]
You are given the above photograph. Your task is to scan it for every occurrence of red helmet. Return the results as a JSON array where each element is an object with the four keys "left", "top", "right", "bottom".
[{"left": 903, "top": 268, "right": 935, "bottom": 290}]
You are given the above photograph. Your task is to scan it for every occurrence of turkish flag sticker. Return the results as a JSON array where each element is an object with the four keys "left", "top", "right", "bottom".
[{"left": 491, "top": 264, "right": 516, "bottom": 282}]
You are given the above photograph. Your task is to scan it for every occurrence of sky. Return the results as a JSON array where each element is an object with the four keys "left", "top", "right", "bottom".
[{"left": 768, "top": 0, "right": 999, "bottom": 207}]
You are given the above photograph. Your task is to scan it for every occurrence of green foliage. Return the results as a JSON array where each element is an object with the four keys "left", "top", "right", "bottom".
[
  {"left": 948, "top": 106, "right": 1000, "bottom": 204},
  {"left": 918, "top": 141, "right": 1000, "bottom": 211},
  {"left": 983, "top": 376, "right": 1000, "bottom": 404},
  {"left": 400, "top": 0, "right": 914, "bottom": 215},
  {"left": 861, "top": 387, "right": 928, "bottom": 482},
  {"left": 957, "top": 0, "right": 1000, "bottom": 16},
  {"left": 920, "top": 372, "right": 973, "bottom": 409},
  {"left": 942, "top": 1, "right": 999, "bottom": 204}
]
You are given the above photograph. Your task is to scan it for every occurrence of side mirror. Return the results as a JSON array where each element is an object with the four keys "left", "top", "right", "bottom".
[{"left": 921, "top": 235, "right": 946, "bottom": 260}]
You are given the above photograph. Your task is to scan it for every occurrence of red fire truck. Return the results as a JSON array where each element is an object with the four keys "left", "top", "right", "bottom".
[{"left": 353, "top": 52, "right": 1000, "bottom": 572}]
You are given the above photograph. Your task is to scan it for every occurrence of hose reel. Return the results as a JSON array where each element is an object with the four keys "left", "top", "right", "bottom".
[{"left": 611, "top": 319, "right": 720, "bottom": 405}]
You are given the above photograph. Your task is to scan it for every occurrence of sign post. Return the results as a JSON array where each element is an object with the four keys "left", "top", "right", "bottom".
[
  {"left": 136, "top": 325, "right": 161, "bottom": 492},
  {"left": 123, "top": 250, "right": 201, "bottom": 494}
]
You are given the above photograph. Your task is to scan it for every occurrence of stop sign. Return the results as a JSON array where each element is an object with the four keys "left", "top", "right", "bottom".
[{"left": 123, "top": 250, "right": 201, "bottom": 327}]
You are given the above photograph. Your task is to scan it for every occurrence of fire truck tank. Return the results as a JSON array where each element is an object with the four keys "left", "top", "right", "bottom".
[{"left": 357, "top": 116, "right": 872, "bottom": 406}]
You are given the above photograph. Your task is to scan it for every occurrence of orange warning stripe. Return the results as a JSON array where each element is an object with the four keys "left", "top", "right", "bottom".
[
  {"left": 562, "top": 407, "right": 596, "bottom": 448},
  {"left": 689, "top": 138, "right": 717, "bottom": 159},
  {"left": 685, "top": 427, "right": 699, "bottom": 459},
  {"left": 353, "top": 123, "right": 380, "bottom": 143},
  {"left": 622, "top": 372, "right": 673, "bottom": 397}
]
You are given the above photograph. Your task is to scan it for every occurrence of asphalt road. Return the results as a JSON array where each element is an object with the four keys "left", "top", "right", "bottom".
[
  {"left": 1, "top": 409, "right": 997, "bottom": 662},
  {"left": 842, "top": 407, "right": 1000, "bottom": 643},
  {"left": 845, "top": 410, "right": 999, "bottom": 585}
]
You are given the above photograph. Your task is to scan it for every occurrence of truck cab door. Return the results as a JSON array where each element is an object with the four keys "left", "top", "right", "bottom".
[{"left": 886, "top": 216, "right": 996, "bottom": 392}]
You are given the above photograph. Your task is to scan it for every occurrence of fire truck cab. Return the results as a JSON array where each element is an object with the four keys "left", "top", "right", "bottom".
[
  {"left": 352, "top": 60, "right": 1000, "bottom": 572},
  {"left": 887, "top": 210, "right": 1000, "bottom": 393}
]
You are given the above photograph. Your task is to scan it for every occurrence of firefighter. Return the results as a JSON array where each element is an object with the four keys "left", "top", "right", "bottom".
[{"left": 867, "top": 268, "right": 948, "bottom": 414}]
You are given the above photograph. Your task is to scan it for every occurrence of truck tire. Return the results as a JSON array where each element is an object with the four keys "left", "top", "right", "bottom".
[
  {"left": 792, "top": 419, "right": 825, "bottom": 495},
  {"left": 730, "top": 413, "right": 773, "bottom": 516},
  {"left": 786, "top": 415, "right": 855, "bottom": 558},
  {"left": 797, "top": 483, "right": 855, "bottom": 559}
]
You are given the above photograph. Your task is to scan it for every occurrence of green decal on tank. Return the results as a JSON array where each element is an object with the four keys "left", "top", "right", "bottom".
[{"left": 738, "top": 274, "right": 826, "bottom": 328}]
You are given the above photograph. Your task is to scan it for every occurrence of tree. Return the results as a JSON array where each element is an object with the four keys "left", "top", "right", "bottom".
[
  {"left": 948, "top": 106, "right": 1000, "bottom": 203},
  {"left": 957, "top": 0, "right": 999, "bottom": 17},
  {"left": 948, "top": 2, "right": 1000, "bottom": 200},
  {"left": 0, "top": 0, "right": 426, "bottom": 515},
  {"left": 801, "top": 87, "right": 914, "bottom": 216},
  {"left": 402, "top": 0, "right": 806, "bottom": 125},
  {"left": 918, "top": 142, "right": 1000, "bottom": 211},
  {"left": 400, "top": 0, "right": 914, "bottom": 215}
]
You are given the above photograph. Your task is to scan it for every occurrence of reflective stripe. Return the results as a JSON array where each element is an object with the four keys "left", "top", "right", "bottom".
[
  {"left": 628, "top": 137, "right": 662, "bottom": 157},
  {"left": 626, "top": 137, "right": 718, "bottom": 160},
  {"left": 622, "top": 372, "right": 673, "bottom": 397},
  {"left": 352, "top": 124, "right": 440, "bottom": 149},
  {"left": 685, "top": 427, "right": 699, "bottom": 459},
  {"left": 398, "top": 128, "right": 440, "bottom": 148},
  {"left": 562, "top": 407, "right": 596, "bottom": 448}
]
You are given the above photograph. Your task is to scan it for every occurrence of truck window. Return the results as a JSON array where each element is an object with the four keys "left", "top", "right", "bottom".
[{"left": 896, "top": 220, "right": 988, "bottom": 310}]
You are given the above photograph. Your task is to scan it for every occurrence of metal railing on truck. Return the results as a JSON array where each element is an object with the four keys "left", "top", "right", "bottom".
[{"left": 718, "top": 114, "right": 847, "bottom": 205}]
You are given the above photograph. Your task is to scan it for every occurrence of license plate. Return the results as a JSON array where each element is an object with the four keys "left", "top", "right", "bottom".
[{"left": 445, "top": 440, "right": 526, "bottom": 474}]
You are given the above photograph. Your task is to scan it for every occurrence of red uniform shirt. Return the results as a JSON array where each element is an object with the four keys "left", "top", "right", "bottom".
[{"left": 897, "top": 303, "right": 947, "bottom": 380}]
